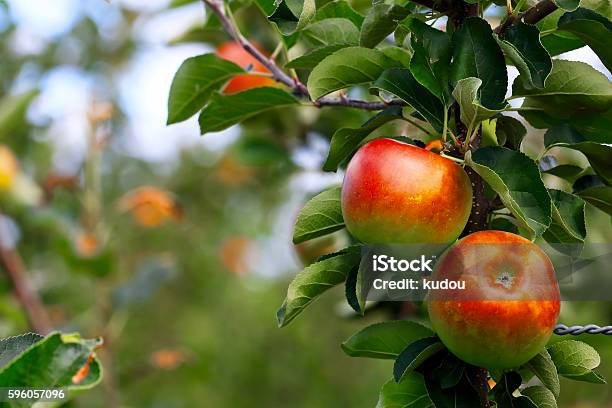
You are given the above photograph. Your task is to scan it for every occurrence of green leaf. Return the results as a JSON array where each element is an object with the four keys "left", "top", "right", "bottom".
[
  {"left": 382, "top": 46, "right": 413, "bottom": 67},
  {"left": 493, "top": 372, "right": 538, "bottom": 408},
  {"left": 537, "top": 0, "right": 610, "bottom": 55},
  {"left": 393, "top": 337, "right": 444, "bottom": 383},
  {"left": 543, "top": 123, "right": 586, "bottom": 145},
  {"left": 557, "top": 8, "right": 612, "bottom": 71},
  {"left": 286, "top": 44, "right": 352, "bottom": 69},
  {"left": 537, "top": 9, "right": 585, "bottom": 56},
  {"left": 268, "top": 0, "right": 299, "bottom": 34},
  {"left": 371, "top": 68, "right": 446, "bottom": 132},
  {"left": 0, "top": 333, "right": 43, "bottom": 369},
  {"left": 542, "top": 164, "right": 585, "bottom": 181},
  {"left": 198, "top": 87, "right": 299, "bottom": 133},
  {"left": 354, "top": 254, "right": 373, "bottom": 313},
  {"left": 360, "top": 3, "right": 411, "bottom": 48},
  {"left": 540, "top": 33, "right": 584, "bottom": 57},
  {"left": 322, "top": 106, "right": 404, "bottom": 171},
  {"left": 424, "top": 368, "right": 482, "bottom": 408},
  {"left": 433, "top": 356, "right": 465, "bottom": 390},
  {"left": 301, "top": 18, "right": 360, "bottom": 47},
  {"left": 314, "top": 0, "right": 364, "bottom": 27},
  {"left": 576, "top": 184, "right": 612, "bottom": 215},
  {"left": 254, "top": 0, "right": 276, "bottom": 15},
  {"left": 548, "top": 189, "right": 586, "bottom": 241},
  {"left": 0, "top": 332, "right": 102, "bottom": 406},
  {"left": 496, "top": 22, "right": 552, "bottom": 89},
  {"left": 307, "top": 46, "right": 402, "bottom": 100},
  {"left": 466, "top": 147, "right": 552, "bottom": 238},
  {"left": 277, "top": 246, "right": 361, "bottom": 327},
  {"left": 344, "top": 263, "right": 360, "bottom": 312},
  {"left": 483, "top": 120, "right": 500, "bottom": 148},
  {"left": 406, "top": 19, "right": 452, "bottom": 105},
  {"left": 376, "top": 375, "right": 434, "bottom": 408},
  {"left": 521, "top": 386, "right": 557, "bottom": 408},
  {"left": 490, "top": 216, "right": 520, "bottom": 233},
  {"left": 548, "top": 340, "right": 606, "bottom": 384},
  {"left": 269, "top": 0, "right": 316, "bottom": 35},
  {"left": 554, "top": 0, "right": 580, "bottom": 10},
  {"left": 0, "top": 90, "right": 39, "bottom": 137},
  {"left": 514, "top": 60, "right": 612, "bottom": 125},
  {"left": 452, "top": 78, "right": 506, "bottom": 131},
  {"left": 293, "top": 187, "right": 344, "bottom": 244},
  {"left": 582, "top": 0, "right": 612, "bottom": 18},
  {"left": 166, "top": 54, "right": 244, "bottom": 125},
  {"left": 496, "top": 115, "right": 527, "bottom": 149},
  {"left": 524, "top": 349, "right": 561, "bottom": 398},
  {"left": 545, "top": 125, "right": 612, "bottom": 183},
  {"left": 450, "top": 17, "right": 507, "bottom": 110},
  {"left": 342, "top": 321, "right": 434, "bottom": 359},
  {"left": 518, "top": 99, "right": 612, "bottom": 141},
  {"left": 567, "top": 370, "right": 607, "bottom": 384}
]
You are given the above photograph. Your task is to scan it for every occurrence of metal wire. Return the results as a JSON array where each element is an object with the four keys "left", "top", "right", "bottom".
[{"left": 554, "top": 324, "right": 612, "bottom": 335}]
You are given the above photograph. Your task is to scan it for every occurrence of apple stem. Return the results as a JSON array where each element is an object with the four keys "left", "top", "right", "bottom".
[
  {"left": 270, "top": 42, "right": 284, "bottom": 60},
  {"left": 440, "top": 153, "right": 464, "bottom": 164}
]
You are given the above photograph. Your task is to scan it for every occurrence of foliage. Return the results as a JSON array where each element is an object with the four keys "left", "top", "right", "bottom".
[
  {"left": 166, "top": 0, "right": 612, "bottom": 405},
  {"left": 0, "top": 0, "right": 610, "bottom": 406}
]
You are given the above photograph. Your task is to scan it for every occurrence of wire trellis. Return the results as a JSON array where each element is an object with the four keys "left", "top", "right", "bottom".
[{"left": 554, "top": 324, "right": 612, "bottom": 335}]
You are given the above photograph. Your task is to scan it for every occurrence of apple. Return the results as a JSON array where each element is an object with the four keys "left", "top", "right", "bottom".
[
  {"left": 0, "top": 145, "right": 19, "bottom": 191},
  {"left": 427, "top": 230, "right": 561, "bottom": 369},
  {"left": 341, "top": 138, "right": 472, "bottom": 244},
  {"left": 216, "top": 42, "right": 275, "bottom": 94},
  {"left": 119, "top": 186, "right": 182, "bottom": 227}
]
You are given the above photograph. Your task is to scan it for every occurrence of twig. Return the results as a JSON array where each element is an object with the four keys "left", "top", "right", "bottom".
[
  {"left": 522, "top": 0, "right": 558, "bottom": 24},
  {"left": 315, "top": 98, "right": 406, "bottom": 110},
  {"left": 203, "top": 0, "right": 307, "bottom": 96},
  {"left": 474, "top": 367, "right": 491, "bottom": 408},
  {"left": 494, "top": 0, "right": 557, "bottom": 34},
  {"left": 0, "top": 218, "right": 52, "bottom": 334},
  {"left": 202, "top": 0, "right": 407, "bottom": 111}
]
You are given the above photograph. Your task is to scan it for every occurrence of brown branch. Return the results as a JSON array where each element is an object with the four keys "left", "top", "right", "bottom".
[
  {"left": 523, "top": 0, "right": 558, "bottom": 24},
  {"left": 316, "top": 98, "right": 406, "bottom": 110},
  {"left": 0, "top": 220, "right": 52, "bottom": 334},
  {"left": 202, "top": 0, "right": 309, "bottom": 96},
  {"left": 467, "top": 366, "right": 492, "bottom": 408},
  {"left": 201, "top": 0, "right": 408, "bottom": 111},
  {"left": 494, "top": 0, "right": 557, "bottom": 34}
]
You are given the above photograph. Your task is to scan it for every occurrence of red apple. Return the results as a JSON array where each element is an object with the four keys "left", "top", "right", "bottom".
[
  {"left": 217, "top": 42, "right": 275, "bottom": 94},
  {"left": 341, "top": 138, "right": 472, "bottom": 244},
  {"left": 427, "top": 230, "right": 561, "bottom": 369}
]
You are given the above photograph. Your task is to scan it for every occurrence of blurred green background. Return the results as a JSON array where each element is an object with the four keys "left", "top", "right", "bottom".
[{"left": 0, "top": 0, "right": 610, "bottom": 407}]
